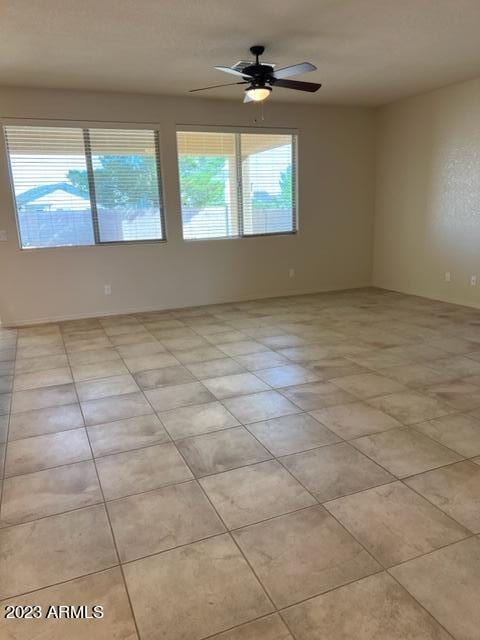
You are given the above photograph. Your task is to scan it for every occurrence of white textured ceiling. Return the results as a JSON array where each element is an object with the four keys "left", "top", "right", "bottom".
[{"left": 2, "top": 0, "right": 480, "bottom": 105}]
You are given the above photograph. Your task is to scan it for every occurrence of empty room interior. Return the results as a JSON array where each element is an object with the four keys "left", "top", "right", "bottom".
[{"left": 1, "top": 1, "right": 480, "bottom": 639}]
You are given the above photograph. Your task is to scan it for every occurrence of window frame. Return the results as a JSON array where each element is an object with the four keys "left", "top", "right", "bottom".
[
  {"left": 2, "top": 119, "right": 167, "bottom": 250},
  {"left": 176, "top": 125, "right": 298, "bottom": 242}
]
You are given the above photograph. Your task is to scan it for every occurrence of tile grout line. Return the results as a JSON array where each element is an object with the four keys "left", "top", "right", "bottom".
[
  {"left": 4, "top": 299, "right": 480, "bottom": 638},
  {"left": 384, "top": 568, "right": 458, "bottom": 640},
  {"left": 204, "top": 339, "right": 480, "bottom": 637},
  {"left": 110, "top": 316, "right": 300, "bottom": 639},
  {"left": 170, "top": 434, "right": 281, "bottom": 618},
  {"left": 108, "top": 317, "right": 312, "bottom": 635},
  {"left": 95, "top": 318, "right": 260, "bottom": 640},
  {"left": 61, "top": 328, "right": 144, "bottom": 640},
  {"left": 4, "top": 359, "right": 480, "bottom": 535},
  {"left": 0, "top": 329, "right": 18, "bottom": 522}
]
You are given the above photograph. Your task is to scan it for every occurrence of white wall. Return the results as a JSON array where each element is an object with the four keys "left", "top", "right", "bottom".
[
  {"left": 0, "top": 87, "right": 376, "bottom": 326},
  {"left": 373, "top": 77, "right": 480, "bottom": 307}
]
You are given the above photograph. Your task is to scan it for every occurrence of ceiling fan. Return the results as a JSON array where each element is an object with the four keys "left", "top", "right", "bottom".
[{"left": 189, "top": 45, "right": 321, "bottom": 103}]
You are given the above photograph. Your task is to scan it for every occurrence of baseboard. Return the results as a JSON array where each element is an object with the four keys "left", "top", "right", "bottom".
[
  {"left": 373, "top": 283, "right": 480, "bottom": 311},
  {"left": 4, "top": 282, "right": 372, "bottom": 327}
]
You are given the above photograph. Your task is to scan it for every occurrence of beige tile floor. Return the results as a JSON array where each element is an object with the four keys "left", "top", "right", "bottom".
[{"left": 1, "top": 288, "right": 480, "bottom": 639}]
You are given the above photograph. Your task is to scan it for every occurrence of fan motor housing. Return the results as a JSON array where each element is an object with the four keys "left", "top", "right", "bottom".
[{"left": 242, "top": 64, "right": 274, "bottom": 80}]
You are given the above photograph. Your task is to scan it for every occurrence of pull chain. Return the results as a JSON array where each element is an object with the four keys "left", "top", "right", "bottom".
[{"left": 252, "top": 100, "right": 266, "bottom": 124}]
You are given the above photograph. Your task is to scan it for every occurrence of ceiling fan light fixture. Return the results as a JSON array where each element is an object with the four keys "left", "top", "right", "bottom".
[{"left": 246, "top": 85, "right": 272, "bottom": 102}]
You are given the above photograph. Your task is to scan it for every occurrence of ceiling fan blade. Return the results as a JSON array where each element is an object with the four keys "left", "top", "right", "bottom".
[
  {"left": 189, "top": 81, "right": 248, "bottom": 93},
  {"left": 273, "top": 62, "right": 317, "bottom": 79},
  {"left": 273, "top": 78, "right": 321, "bottom": 92},
  {"left": 214, "top": 65, "right": 253, "bottom": 78}
]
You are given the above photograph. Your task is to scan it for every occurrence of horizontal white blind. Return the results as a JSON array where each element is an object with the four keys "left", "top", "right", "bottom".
[
  {"left": 4, "top": 125, "right": 164, "bottom": 248},
  {"left": 88, "top": 128, "right": 164, "bottom": 242},
  {"left": 5, "top": 126, "right": 95, "bottom": 248},
  {"left": 177, "top": 131, "right": 239, "bottom": 240},
  {"left": 240, "top": 133, "right": 296, "bottom": 236},
  {"left": 176, "top": 130, "right": 297, "bottom": 240}
]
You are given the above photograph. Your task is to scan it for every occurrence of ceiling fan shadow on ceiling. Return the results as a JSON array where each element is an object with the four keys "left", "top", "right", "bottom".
[{"left": 189, "top": 45, "right": 321, "bottom": 103}]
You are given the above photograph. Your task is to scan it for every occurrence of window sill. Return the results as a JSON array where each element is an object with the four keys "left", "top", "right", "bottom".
[
  {"left": 18, "top": 238, "right": 167, "bottom": 251},
  {"left": 182, "top": 231, "right": 298, "bottom": 242}
]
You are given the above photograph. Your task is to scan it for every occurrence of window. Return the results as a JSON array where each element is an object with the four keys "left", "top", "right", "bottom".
[
  {"left": 4, "top": 125, "right": 164, "bottom": 248},
  {"left": 177, "top": 130, "right": 297, "bottom": 240}
]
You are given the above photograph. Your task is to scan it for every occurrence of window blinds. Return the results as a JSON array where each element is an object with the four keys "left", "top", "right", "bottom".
[
  {"left": 240, "top": 133, "right": 296, "bottom": 236},
  {"left": 177, "top": 130, "right": 297, "bottom": 240},
  {"left": 176, "top": 131, "right": 239, "bottom": 240},
  {"left": 87, "top": 128, "right": 163, "bottom": 243},
  {"left": 5, "top": 126, "right": 95, "bottom": 248},
  {"left": 4, "top": 125, "right": 164, "bottom": 248},
  {"left": 4, "top": 125, "right": 296, "bottom": 248}
]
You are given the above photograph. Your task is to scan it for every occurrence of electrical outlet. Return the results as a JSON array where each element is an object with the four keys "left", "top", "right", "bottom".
[
  {"left": 445, "top": 271, "right": 451, "bottom": 282},
  {"left": 471, "top": 276, "right": 477, "bottom": 287},
  {"left": 0, "top": 230, "right": 7, "bottom": 242},
  {"left": 289, "top": 268, "right": 295, "bottom": 278},
  {"left": 104, "top": 284, "right": 112, "bottom": 295}
]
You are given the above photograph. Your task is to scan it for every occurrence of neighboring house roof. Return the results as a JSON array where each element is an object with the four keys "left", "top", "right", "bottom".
[{"left": 17, "top": 182, "right": 88, "bottom": 207}]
